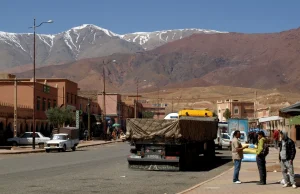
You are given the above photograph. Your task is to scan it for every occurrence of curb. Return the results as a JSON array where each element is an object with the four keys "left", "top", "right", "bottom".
[
  {"left": 0, "top": 140, "right": 122, "bottom": 155},
  {"left": 177, "top": 166, "right": 234, "bottom": 194}
]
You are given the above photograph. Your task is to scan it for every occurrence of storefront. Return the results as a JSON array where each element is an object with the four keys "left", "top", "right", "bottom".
[{"left": 280, "top": 102, "right": 300, "bottom": 147}]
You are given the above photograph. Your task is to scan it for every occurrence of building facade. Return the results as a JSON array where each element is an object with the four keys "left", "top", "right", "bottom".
[{"left": 217, "top": 99, "right": 254, "bottom": 121}]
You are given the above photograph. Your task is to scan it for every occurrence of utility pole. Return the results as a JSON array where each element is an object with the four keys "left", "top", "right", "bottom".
[
  {"left": 157, "top": 86, "right": 160, "bottom": 118},
  {"left": 254, "top": 90, "right": 257, "bottom": 119},
  {"left": 87, "top": 98, "right": 90, "bottom": 140},
  {"left": 101, "top": 65, "right": 106, "bottom": 137},
  {"left": 29, "top": 18, "right": 53, "bottom": 149},
  {"left": 32, "top": 18, "right": 36, "bottom": 149},
  {"left": 135, "top": 79, "right": 139, "bottom": 118},
  {"left": 14, "top": 77, "right": 17, "bottom": 138},
  {"left": 171, "top": 96, "right": 174, "bottom": 113}
]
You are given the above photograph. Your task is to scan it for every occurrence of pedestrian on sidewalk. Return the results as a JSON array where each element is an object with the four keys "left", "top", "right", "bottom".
[
  {"left": 279, "top": 131, "right": 297, "bottom": 189},
  {"left": 256, "top": 131, "right": 267, "bottom": 185},
  {"left": 273, "top": 129, "right": 279, "bottom": 149},
  {"left": 232, "top": 130, "right": 249, "bottom": 184}
]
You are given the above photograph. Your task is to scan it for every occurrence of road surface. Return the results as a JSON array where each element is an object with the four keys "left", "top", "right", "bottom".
[{"left": 0, "top": 143, "right": 232, "bottom": 194}]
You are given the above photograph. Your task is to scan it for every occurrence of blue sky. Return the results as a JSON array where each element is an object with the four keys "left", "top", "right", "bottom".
[{"left": 0, "top": 0, "right": 299, "bottom": 34}]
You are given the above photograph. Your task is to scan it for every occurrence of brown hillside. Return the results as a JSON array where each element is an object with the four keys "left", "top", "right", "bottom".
[{"left": 18, "top": 27, "right": 300, "bottom": 92}]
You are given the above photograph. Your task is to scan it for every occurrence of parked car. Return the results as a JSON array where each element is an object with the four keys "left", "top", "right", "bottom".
[
  {"left": 221, "top": 133, "right": 231, "bottom": 150},
  {"left": 7, "top": 132, "right": 50, "bottom": 147},
  {"left": 44, "top": 127, "right": 79, "bottom": 153},
  {"left": 214, "top": 128, "right": 222, "bottom": 150},
  {"left": 229, "top": 131, "right": 248, "bottom": 148}
]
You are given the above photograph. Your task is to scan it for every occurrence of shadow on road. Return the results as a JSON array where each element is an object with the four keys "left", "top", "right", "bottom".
[{"left": 184, "top": 155, "right": 232, "bottom": 172}]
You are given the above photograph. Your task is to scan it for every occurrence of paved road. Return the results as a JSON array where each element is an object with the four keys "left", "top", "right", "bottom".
[{"left": 0, "top": 143, "right": 232, "bottom": 194}]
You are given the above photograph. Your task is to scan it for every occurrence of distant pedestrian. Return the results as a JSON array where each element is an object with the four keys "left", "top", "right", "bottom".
[
  {"left": 279, "top": 131, "right": 297, "bottom": 189},
  {"left": 232, "top": 130, "right": 249, "bottom": 184},
  {"left": 256, "top": 131, "right": 267, "bottom": 185},
  {"left": 273, "top": 129, "right": 279, "bottom": 149}
]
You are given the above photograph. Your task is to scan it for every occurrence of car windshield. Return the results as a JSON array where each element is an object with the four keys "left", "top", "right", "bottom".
[
  {"left": 240, "top": 134, "right": 245, "bottom": 140},
  {"left": 52, "top": 135, "right": 67, "bottom": 140}
]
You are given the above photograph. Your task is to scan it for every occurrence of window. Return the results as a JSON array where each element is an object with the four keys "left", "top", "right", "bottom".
[
  {"left": 80, "top": 104, "right": 82, "bottom": 110},
  {"left": 67, "top": 93, "right": 69, "bottom": 103},
  {"left": 37, "top": 96, "right": 41, "bottom": 110},
  {"left": 48, "top": 99, "right": 51, "bottom": 109},
  {"left": 42, "top": 98, "right": 46, "bottom": 111},
  {"left": 71, "top": 94, "right": 73, "bottom": 104},
  {"left": 53, "top": 100, "right": 57, "bottom": 107},
  {"left": 234, "top": 106, "right": 239, "bottom": 115},
  {"left": 75, "top": 95, "right": 77, "bottom": 104},
  {"left": 21, "top": 133, "right": 32, "bottom": 138}
]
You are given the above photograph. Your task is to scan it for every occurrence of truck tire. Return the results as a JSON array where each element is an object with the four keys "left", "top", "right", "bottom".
[
  {"left": 72, "top": 146, "right": 76, "bottom": 151},
  {"left": 204, "top": 140, "right": 215, "bottom": 160},
  {"left": 45, "top": 149, "right": 50, "bottom": 153}
]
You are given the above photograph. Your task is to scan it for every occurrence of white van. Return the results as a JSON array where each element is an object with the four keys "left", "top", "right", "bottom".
[{"left": 230, "top": 131, "right": 248, "bottom": 144}]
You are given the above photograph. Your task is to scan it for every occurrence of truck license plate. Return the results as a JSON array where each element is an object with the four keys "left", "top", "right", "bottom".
[
  {"left": 146, "top": 155, "right": 160, "bottom": 159},
  {"left": 51, "top": 145, "right": 56, "bottom": 147}
]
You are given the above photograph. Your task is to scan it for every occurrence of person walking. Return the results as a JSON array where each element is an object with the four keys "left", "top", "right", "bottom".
[
  {"left": 273, "top": 129, "right": 279, "bottom": 149},
  {"left": 256, "top": 131, "right": 267, "bottom": 185},
  {"left": 232, "top": 130, "right": 249, "bottom": 184},
  {"left": 279, "top": 131, "right": 297, "bottom": 189}
]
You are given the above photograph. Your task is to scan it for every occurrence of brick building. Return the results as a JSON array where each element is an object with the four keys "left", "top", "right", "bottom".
[
  {"left": 217, "top": 99, "right": 254, "bottom": 122},
  {"left": 142, "top": 103, "right": 166, "bottom": 119}
]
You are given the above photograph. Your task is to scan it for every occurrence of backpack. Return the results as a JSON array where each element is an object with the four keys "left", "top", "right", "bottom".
[{"left": 261, "top": 143, "right": 269, "bottom": 157}]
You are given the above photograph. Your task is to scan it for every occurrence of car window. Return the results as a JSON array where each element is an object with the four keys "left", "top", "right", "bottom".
[
  {"left": 222, "top": 134, "right": 230, "bottom": 139},
  {"left": 35, "top": 134, "right": 40, "bottom": 138},
  {"left": 21, "top": 133, "right": 32, "bottom": 138}
]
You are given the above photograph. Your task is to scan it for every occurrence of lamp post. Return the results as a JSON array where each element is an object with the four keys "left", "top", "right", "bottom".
[
  {"left": 101, "top": 59, "right": 116, "bottom": 138},
  {"left": 29, "top": 19, "right": 53, "bottom": 149}
]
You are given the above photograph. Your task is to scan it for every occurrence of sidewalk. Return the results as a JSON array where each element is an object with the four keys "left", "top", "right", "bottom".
[
  {"left": 181, "top": 148, "right": 300, "bottom": 194},
  {"left": 0, "top": 139, "right": 122, "bottom": 154}
]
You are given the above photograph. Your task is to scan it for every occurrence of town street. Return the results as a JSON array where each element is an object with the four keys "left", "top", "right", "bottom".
[{"left": 0, "top": 143, "right": 232, "bottom": 194}]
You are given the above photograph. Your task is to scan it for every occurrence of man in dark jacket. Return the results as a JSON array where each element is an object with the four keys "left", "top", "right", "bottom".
[{"left": 279, "top": 131, "right": 297, "bottom": 189}]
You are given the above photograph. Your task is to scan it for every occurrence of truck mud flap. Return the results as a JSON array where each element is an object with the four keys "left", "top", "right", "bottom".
[{"left": 128, "top": 158, "right": 180, "bottom": 171}]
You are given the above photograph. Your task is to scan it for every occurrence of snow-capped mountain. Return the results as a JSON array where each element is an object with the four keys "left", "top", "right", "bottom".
[
  {"left": 122, "top": 28, "right": 227, "bottom": 50},
  {"left": 0, "top": 24, "right": 225, "bottom": 70}
]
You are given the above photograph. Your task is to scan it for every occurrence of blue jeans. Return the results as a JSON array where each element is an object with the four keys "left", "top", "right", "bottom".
[{"left": 233, "top": 159, "right": 242, "bottom": 182}]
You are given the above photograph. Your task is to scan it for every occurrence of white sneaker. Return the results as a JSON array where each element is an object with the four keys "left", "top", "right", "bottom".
[
  {"left": 292, "top": 184, "right": 297, "bottom": 189},
  {"left": 234, "top": 181, "right": 241, "bottom": 184},
  {"left": 282, "top": 184, "right": 289, "bottom": 188}
]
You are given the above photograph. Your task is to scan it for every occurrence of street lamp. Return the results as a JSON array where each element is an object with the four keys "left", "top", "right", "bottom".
[
  {"left": 101, "top": 59, "right": 116, "bottom": 138},
  {"left": 29, "top": 19, "right": 53, "bottom": 149}
]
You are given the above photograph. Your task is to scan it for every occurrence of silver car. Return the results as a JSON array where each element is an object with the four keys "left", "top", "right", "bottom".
[{"left": 221, "top": 133, "right": 231, "bottom": 150}]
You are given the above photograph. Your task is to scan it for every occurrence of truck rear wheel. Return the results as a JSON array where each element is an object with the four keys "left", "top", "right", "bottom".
[
  {"left": 204, "top": 140, "right": 215, "bottom": 160},
  {"left": 72, "top": 146, "right": 76, "bottom": 151}
]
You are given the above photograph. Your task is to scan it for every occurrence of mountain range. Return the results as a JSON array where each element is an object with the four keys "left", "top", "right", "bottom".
[
  {"left": 17, "top": 27, "right": 300, "bottom": 93},
  {"left": 0, "top": 24, "right": 225, "bottom": 70}
]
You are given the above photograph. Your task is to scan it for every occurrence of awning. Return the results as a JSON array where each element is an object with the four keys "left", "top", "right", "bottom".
[{"left": 259, "top": 116, "right": 283, "bottom": 123}]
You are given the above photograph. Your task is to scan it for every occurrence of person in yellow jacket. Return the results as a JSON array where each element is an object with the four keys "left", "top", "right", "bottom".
[{"left": 256, "top": 131, "right": 267, "bottom": 185}]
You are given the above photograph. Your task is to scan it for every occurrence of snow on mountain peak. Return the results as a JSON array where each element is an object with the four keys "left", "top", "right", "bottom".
[{"left": 70, "top": 24, "right": 120, "bottom": 37}]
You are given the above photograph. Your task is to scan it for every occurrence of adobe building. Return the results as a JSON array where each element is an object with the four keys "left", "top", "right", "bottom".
[
  {"left": 0, "top": 79, "right": 58, "bottom": 144},
  {"left": 217, "top": 99, "right": 254, "bottom": 121},
  {"left": 279, "top": 102, "right": 300, "bottom": 147},
  {"left": 0, "top": 74, "right": 100, "bottom": 145},
  {"left": 142, "top": 103, "right": 166, "bottom": 119}
]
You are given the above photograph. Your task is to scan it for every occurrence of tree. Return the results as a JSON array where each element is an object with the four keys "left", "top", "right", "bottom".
[
  {"left": 142, "top": 111, "right": 155, "bottom": 118},
  {"left": 46, "top": 107, "right": 75, "bottom": 129},
  {"left": 223, "top": 108, "right": 231, "bottom": 120}
]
